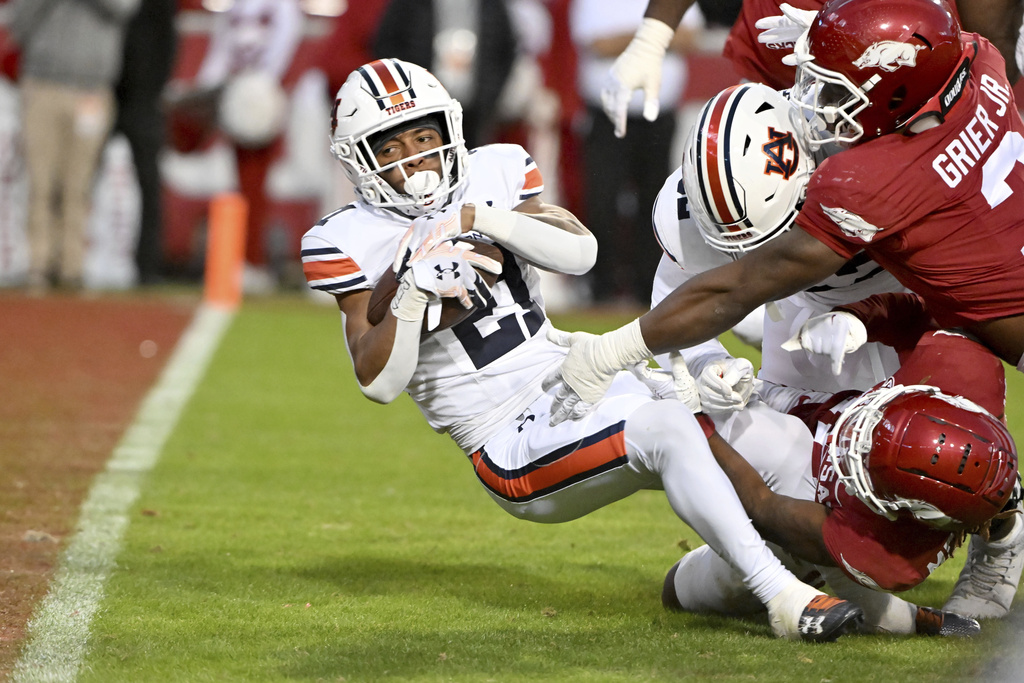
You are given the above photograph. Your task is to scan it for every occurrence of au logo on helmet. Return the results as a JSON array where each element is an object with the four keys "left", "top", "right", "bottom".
[
  {"left": 854, "top": 41, "right": 926, "bottom": 72},
  {"left": 762, "top": 127, "right": 800, "bottom": 179}
]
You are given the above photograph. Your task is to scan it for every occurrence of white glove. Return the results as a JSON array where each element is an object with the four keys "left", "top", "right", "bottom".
[
  {"left": 1016, "top": 17, "right": 1024, "bottom": 77},
  {"left": 600, "top": 18, "right": 675, "bottom": 139},
  {"left": 697, "top": 357, "right": 755, "bottom": 414},
  {"left": 393, "top": 206, "right": 464, "bottom": 274},
  {"left": 629, "top": 353, "right": 702, "bottom": 413},
  {"left": 755, "top": 3, "right": 818, "bottom": 46},
  {"left": 782, "top": 311, "right": 867, "bottom": 376},
  {"left": 408, "top": 241, "right": 501, "bottom": 330},
  {"left": 542, "top": 320, "right": 652, "bottom": 426}
]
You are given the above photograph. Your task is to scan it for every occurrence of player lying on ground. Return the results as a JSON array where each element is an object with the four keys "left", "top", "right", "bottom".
[
  {"left": 300, "top": 57, "right": 862, "bottom": 641},
  {"left": 644, "top": 82, "right": 1017, "bottom": 632},
  {"left": 668, "top": 293, "right": 1020, "bottom": 634},
  {"left": 653, "top": 80, "right": 1024, "bottom": 620}
]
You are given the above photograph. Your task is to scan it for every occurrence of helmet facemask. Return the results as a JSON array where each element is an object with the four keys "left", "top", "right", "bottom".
[{"left": 790, "top": 33, "right": 871, "bottom": 149}]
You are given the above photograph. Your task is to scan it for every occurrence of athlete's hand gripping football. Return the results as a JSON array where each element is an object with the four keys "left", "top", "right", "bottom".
[
  {"left": 393, "top": 206, "right": 464, "bottom": 275},
  {"left": 542, "top": 320, "right": 653, "bottom": 426},
  {"left": 405, "top": 241, "right": 501, "bottom": 330},
  {"left": 782, "top": 311, "right": 867, "bottom": 376},
  {"left": 601, "top": 18, "right": 675, "bottom": 139}
]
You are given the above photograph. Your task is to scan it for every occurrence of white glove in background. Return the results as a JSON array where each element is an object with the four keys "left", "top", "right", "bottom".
[
  {"left": 782, "top": 311, "right": 867, "bottom": 376},
  {"left": 600, "top": 18, "right": 675, "bottom": 138},
  {"left": 1017, "top": 17, "right": 1024, "bottom": 77}
]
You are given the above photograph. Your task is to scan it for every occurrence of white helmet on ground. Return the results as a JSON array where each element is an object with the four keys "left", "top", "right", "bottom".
[
  {"left": 682, "top": 83, "right": 814, "bottom": 255},
  {"left": 330, "top": 58, "right": 468, "bottom": 218}
]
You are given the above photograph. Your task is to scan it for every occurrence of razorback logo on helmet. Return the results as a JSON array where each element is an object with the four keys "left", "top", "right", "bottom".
[
  {"left": 853, "top": 41, "right": 926, "bottom": 73},
  {"left": 357, "top": 59, "right": 417, "bottom": 112},
  {"left": 762, "top": 128, "right": 800, "bottom": 179}
]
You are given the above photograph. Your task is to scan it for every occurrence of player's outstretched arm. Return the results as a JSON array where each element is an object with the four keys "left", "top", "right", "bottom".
[
  {"left": 705, "top": 430, "right": 832, "bottom": 566},
  {"left": 638, "top": 228, "right": 846, "bottom": 354}
]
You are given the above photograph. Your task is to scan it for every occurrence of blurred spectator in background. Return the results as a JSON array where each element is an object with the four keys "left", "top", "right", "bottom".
[
  {"left": 114, "top": 0, "right": 177, "bottom": 286},
  {"left": 194, "top": 0, "right": 303, "bottom": 294},
  {"left": 9, "top": 0, "right": 140, "bottom": 294},
  {"left": 373, "top": 0, "right": 518, "bottom": 149},
  {"left": 569, "top": 0, "right": 700, "bottom": 308}
]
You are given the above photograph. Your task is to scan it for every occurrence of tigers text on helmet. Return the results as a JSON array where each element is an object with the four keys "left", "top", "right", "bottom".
[
  {"left": 682, "top": 83, "right": 814, "bottom": 255},
  {"left": 330, "top": 59, "right": 468, "bottom": 218},
  {"left": 829, "top": 384, "right": 1018, "bottom": 531},
  {"left": 789, "top": 0, "right": 964, "bottom": 148}
]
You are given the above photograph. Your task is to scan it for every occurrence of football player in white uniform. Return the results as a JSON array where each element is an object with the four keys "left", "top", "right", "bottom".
[{"left": 301, "top": 57, "right": 863, "bottom": 642}]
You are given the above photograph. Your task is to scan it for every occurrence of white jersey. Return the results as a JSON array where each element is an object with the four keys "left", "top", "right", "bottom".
[
  {"left": 301, "top": 144, "right": 565, "bottom": 452},
  {"left": 650, "top": 166, "right": 903, "bottom": 393}
]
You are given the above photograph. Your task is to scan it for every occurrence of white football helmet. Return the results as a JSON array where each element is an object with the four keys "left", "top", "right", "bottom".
[
  {"left": 682, "top": 83, "right": 815, "bottom": 255},
  {"left": 330, "top": 58, "right": 468, "bottom": 218}
]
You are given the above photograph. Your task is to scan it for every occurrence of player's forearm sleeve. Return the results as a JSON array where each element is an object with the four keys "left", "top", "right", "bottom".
[
  {"left": 472, "top": 205, "right": 597, "bottom": 275},
  {"left": 358, "top": 276, "right": 427, "bottom": 404}
]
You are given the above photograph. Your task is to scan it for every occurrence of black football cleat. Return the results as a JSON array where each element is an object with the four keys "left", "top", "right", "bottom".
[{"left": 915, "top": 606, "right": 981, "bottom": 638}]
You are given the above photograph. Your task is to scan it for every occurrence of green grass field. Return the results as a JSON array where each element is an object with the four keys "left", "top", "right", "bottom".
[{"left": 42, "top": 296, "right": 1024, "bottom": 681}]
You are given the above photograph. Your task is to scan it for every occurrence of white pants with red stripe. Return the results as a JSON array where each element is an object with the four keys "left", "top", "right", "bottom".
[{"left": 470, "top": 371, "right": 801, "bottom": 604}]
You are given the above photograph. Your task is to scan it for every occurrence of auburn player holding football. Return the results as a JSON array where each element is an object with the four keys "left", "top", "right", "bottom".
[{"left": 300, "top": 58, "right": 863, "bottom": 642}]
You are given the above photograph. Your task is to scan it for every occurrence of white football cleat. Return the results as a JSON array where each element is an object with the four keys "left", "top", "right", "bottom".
[{"left": 944, "top": 512, "right": 1024, "bottom": 619}]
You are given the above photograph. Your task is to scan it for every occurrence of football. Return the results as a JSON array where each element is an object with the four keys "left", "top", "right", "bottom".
[{"left": 366, "top": 239, "right": 504, "bottom": 331}]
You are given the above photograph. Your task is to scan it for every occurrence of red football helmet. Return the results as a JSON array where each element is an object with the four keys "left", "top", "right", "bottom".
[
  {"left": 789, "top": 0, "right": 963, "bottom": 147},
  {"left": 830, "top": 384, "right": 1018, "bottom": 531}
]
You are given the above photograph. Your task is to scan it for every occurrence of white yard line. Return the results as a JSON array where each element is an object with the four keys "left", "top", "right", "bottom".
[{"left": 13, "top": 305, "right": 235, "bottom": 683}]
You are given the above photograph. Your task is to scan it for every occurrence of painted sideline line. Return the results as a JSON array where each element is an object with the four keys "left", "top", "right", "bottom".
[{"left": 13, "top": 305, "right": 235, "bottom": 683}]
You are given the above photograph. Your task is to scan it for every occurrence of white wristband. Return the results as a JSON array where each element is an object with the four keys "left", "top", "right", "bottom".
[
  {"left": 390, "top": 270, "right": 429, "bottom": 323},
  {"left": 472, "top": 204, "right": 597, "bottom": 275},
  {"left": 636, "top": 17, "right": 675, "bottom": 52}
]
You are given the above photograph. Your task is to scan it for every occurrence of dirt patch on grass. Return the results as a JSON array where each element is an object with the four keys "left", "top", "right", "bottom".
[{"left": 0, "top": 292, "right": 196, "bottom": 680}]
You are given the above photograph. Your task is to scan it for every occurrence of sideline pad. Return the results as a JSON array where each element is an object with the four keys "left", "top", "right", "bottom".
[{"left": 12, "top": 305, "right": 234, "bottom": 683}]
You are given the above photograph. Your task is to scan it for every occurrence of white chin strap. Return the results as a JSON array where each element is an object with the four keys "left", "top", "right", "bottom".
[{"left": 404, "top": 170, "right": 441, "bottom": 196}]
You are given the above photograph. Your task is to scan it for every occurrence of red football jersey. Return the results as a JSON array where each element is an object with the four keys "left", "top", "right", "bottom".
[
  {"left": 797, "top": 34, "right": 1024, "bottom": 328},
  {"left": 722, "top": 0, "right": 822, "bottom": 89},
  {"left": 795, "top": 299, "right": 1007, "bottom": 591}
]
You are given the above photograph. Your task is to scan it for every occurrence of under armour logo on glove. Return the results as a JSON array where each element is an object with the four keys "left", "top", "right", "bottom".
[
  {"left": 408, "top": 241, "right": 502, "bottom": 329},
  {"left": 434, "top": 262, "right": 461, "bottom": 281}
]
